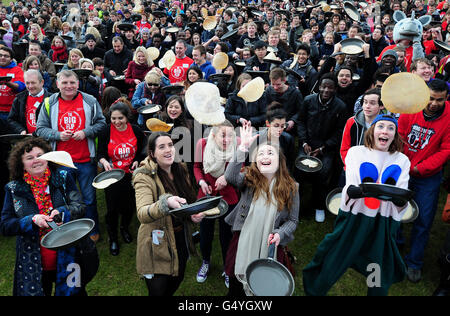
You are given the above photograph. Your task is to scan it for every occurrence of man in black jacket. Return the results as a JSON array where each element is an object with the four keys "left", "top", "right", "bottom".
[
  {"left": 296, "top": 73, "right": 347, "bottom": 223},
  {"left": 263, "top": 68, "right": 303, "bottom": 135},
  {"left": 7, "top": 69, "right": 50, "bottom": 135},
  {"left": 103, "top": 36, "right": 133, "bottom": 77},
  {"left": 81, "top": 34, "right": 106, "bottom": 60}
]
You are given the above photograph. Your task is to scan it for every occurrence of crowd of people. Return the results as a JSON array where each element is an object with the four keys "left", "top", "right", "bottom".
[{"left": 0, "top": 0, "right": 449, "bottom": 297}]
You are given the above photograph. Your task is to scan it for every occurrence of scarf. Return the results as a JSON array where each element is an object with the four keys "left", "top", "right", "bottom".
[
  {"left": 202, "top": 130, "right": 236, "bottom": 179},
  {"left": 235, "top": 179, "right": 278, "bottom": 285},
  {"left": 51, "top": 45, "right": 68, "bottom": 62},
  {"left": 24, "top": 167, "right": 54, "bottom": 236}
]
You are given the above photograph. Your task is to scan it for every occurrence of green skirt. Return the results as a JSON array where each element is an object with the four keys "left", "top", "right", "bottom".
[{"left": 303, "top": 210, "right": 406, "bottom": 296}]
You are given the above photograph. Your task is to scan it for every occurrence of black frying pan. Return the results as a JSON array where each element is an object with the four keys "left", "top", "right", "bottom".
[
  {"left": 40, "top": 215, "right": 95, "bottom": 250},
  {"left": 169, "top": 196, "right": 223, "bottom": 217},
  {"left": 197, "top": 194, "right": 229, "bottom": 219},
  {"left": 245, "top": 243, "right": 295, "bottom": 296}
]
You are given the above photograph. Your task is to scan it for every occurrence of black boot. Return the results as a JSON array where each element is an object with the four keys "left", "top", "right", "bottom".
[
  {"left": 107, "top": 226, "right": 120, "bottom": 256},
  {"left": 432, "top": 254, "right": 450, "bottom": 296},
  {"left": 109, "top": 240, "right": 119, "bottom": 256},
  {"left": 120, "top": 226, "right": 132, "bottom": 244}
]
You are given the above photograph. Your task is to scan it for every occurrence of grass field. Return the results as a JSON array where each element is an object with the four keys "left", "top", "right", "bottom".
[{"left": 0, "top": 176, "right": 449, "bottom": 296}]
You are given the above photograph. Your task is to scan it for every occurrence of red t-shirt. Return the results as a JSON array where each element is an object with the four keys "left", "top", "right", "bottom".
[
  {"left": 163, "top": 56, "right": 193, "bottom": 84},
  {"left": 56, "top": 94, "right": 90, "bottom": 163},
  {"left": 108, "top": 123, "right": 137, "bottom": 173},
  {"left": 25, "top": 94, "right": 44, "bottom": 133}
]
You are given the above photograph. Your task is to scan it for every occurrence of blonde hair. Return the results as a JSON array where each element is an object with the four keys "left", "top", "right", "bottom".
[
  {"left": 86, "top": 26, "right": 101, "bottom": 40},
  {"left": 144, "top": 69, "right": 161, "bottom": 85},
  {"left": 61, "top": 22, "right": 71, "bottom": 31},
  {"left": 68, "top": 49, "right": 84, "bottom": 68},
  {"left": 133, "top": 46, "right": 154, "bottom": 66},
  {"left": 50, "top": 16, "right": 62, "bottom": 30},
  {"left": 29, "top": 23, "right": 44, "bottom": 42}
]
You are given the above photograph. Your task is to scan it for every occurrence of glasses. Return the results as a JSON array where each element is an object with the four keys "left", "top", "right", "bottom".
[
  {"left": 0, "top": 54, "right": 10, "bottom": 58},
  {"left": 148, "top": 83, "right": 159, "bottom": 87}
]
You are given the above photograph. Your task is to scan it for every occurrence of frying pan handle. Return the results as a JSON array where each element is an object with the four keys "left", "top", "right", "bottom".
[
  {"left": 268, "top": 242, "right": 276, "bottom": 260},
  {"left": 46, "top": 213, "right": 63, "bottom": 230},
  {"left": 47, "top": 220, "right": 59, "bottom": 230}
]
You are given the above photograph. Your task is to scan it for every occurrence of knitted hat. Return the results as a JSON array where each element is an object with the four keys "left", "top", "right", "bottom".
[
  {"left": 85, "top": 34, "right": 96, "bottom": 43},
  {"left": 381, "top": 49, "right": 398, "bottom": 63},
  {"left": 370, "top": 114, "right": 398, "bottom": 128}
]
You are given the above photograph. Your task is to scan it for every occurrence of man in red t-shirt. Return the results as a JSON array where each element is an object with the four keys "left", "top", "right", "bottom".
[
  {"left": 7, "top": 69, "right": 50, "bottom": 135},
  {"left": 398, "top": 79, "right": 450, "bottom": 283},
  {"left": 0, "top": 46, "right": 25, "bottom": 121},
  {"left": 163, "top": 40, "right": 193, "bottom": 84},
  {"left": 36, "top": 70, "right": 106, "bottom": 241}
]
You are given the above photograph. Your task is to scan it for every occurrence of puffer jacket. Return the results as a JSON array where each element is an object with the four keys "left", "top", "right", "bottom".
[{"left": 132, "top": 157, "right": 196, "bottom": 277}]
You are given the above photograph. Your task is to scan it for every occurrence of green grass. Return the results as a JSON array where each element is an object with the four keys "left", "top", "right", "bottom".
[{"left": 0, "top": 179, "right": 448, "bottom": 296}]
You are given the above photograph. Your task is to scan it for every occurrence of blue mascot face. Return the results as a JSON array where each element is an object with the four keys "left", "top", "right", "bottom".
[{"left": 392, "top": 10, "right": 431, "bottom": 43}]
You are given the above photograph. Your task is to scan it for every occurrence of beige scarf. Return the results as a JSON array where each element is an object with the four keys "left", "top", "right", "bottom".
[
  {"left": 202, "top": 131, "right": 236, "bottom": 179},
  {"left": 235, "top": 179, "right": 278, "bottom": 284}
]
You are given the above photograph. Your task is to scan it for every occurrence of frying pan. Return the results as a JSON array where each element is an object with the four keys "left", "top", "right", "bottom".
[
  {"left": 325, "top": 186, "right": 418, "bottom": 223},
  {"left": 245, "top": 243, "right": 295, "bottom": 296},
  {"left": 197, "top": 194, "right": 229, "bottom": 219},
  {"left": 170, "top": 196, "right": 223, "bottom": 217},
  {"left": 360, "top": 183, "right": 414, "bottom": 203},
  {"left": 0, "top": 134, "right": 31, "bottom": 143},
  {"left": 92, "top": 169, "right": 125, "bottom": 189},
  {"left": 40, "top": 217, "right": 95, "bottom": 250},
  {"left": 326, "top": 187, "right": 343, "bottom": 215},
  {"left": 295, "top": 155, "right": 323, "bottom": 173}
]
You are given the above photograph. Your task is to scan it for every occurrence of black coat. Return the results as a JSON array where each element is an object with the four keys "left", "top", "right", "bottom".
[
  {"left": 7, "top": 89, "right": 51, "bottom": 134},
  {"left": 104, "top": 47, "right": 134, "bottom": 76},
  {"left": 297, "top": 93, "right": 347, "bottom": 154},
  {"left": 263, "top": 85, "right": 304, "bottom": 124},
  {"left": 224, "top": 90, "right": 267, "bottom": 129}
]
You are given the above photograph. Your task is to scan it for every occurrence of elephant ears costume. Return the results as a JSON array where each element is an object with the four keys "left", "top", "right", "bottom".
[{"left": 392, "top": 10, "right": 431, "bottom": 61}]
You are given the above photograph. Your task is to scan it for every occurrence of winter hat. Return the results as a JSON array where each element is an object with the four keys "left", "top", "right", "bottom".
[
  {"left": 381, "top": 49, "right": 398, "bottom": 63},
  {"left": 85, "top": 34, "right": 96, "bottom": 43}
]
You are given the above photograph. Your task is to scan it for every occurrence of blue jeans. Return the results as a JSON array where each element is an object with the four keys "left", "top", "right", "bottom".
[
  {"left": 405, "top": 171, "right": 443, "bottom": 270},
  {"left": 61, "top": 161, "right": 99, "bottom": 235}
]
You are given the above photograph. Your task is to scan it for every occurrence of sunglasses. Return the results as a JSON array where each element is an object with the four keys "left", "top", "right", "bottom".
[{"left": 148, "top": 83, "right": 159, "bottom": 87}]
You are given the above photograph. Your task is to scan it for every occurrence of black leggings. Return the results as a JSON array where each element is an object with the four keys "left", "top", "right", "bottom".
[
  {"left": 200, "top": 205, "right": 234, "bottom": 265},
  {"left": 144, "top": 229, "right": 189, "bottom": 296},
  {"left": 104, "top": 174, "right": 135, "bottom": 239}
]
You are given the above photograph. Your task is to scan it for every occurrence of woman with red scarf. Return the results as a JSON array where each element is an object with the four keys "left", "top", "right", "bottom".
[
  {"left": 0, "top": 137, "right": 95, "bottom": 296},
  {"left": 48, "top": 36, "right": 69, "bottom": 63}
]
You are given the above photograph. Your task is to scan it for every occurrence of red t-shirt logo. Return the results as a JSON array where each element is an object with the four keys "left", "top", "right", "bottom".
[{"left": 59, "top": 111, "right": 82, "bottom": 132}]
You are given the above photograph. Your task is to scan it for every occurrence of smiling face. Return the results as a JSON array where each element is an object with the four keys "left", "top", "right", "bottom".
[
  {"left": 256, "top": 144, "right": 279, "bottom": 177},
  {"left": 151, "top": 136, "right": 175, "bottom": 169},
  {"left": 166, "top": 99, "right": 183, "bottom": 120},
  {"left": 373, "top": 120, "right": 396, "bottom": 152},
  {"left": 22, "top": 146, "right": 47, "bottom": 178},
  {"left": 110, "top": 110, "right": 128, "bottom": 131}
]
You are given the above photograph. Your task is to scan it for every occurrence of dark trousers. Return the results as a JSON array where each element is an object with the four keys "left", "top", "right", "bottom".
[
  {"left": 199, "top": 204, "right": 235, "bottom": 265},
  {"left": 104, "top": 173, "right": 135, "bottom": 240},
  {"left": 144, "top": 229, "right": 189, "bottom": 296},
  {"left": 295, "top": 152, "right": 334, "bottom": 212}
]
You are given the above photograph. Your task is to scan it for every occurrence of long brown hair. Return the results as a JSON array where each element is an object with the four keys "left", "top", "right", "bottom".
[
  {"left": 147, "top": 132, "right": 196, "bottom": 204},
  {"left": 244, "top": 143, "right": 296, "bottom": 212}
]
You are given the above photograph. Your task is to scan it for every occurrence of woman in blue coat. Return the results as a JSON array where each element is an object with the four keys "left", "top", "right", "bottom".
[{"left": 0, "top": 137, "right": 93, "bottom": 296}]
